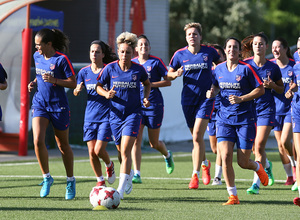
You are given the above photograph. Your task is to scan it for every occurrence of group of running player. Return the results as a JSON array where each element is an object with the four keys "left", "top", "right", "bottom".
[{"left": 22, "top": 22, "right": 300, "bottom": 207}]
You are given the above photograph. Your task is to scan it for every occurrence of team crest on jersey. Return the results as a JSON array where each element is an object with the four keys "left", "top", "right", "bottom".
[
  {"left": 50, "top": 64, "right": 55, "bottom": 70},
  {"left": 288, "top": 71, "right": 293, "bottom": 76},
  {"left": 236, "top": 75, "right": 241, "bottom": 81},
  {"left": 266, "top": 70, "right": 271, "bottom": 76},
  {"left": 203, "top": 55, "right": 208, "bottom": 62},
  {"left": 147, "top": 66, "right": 152, "bottom": 72},
  {"left": 132, "top": 74, "right": 137, "bottom": 81}
]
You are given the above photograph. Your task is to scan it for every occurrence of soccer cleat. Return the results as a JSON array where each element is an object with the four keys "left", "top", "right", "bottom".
[
  {"left": 165, "top": 150, "right": 175, "bottom": 174},
  {"left": 212, "top": 177, "right": 222, "bottom": 186},
  {"left": 189, "top": 173, "right": 199, "bottom": 189},
  {"left": 247, "top": 183, "right": 260, "bottom": 195},
  {"left": 202, "top": 160, "right": 211, "bottom": 185},
  {"left": 222, "top": 195, "right": 240, "bottom": 205},
  {"left": 293, "top": 197, "right": 300, "bottom": 207},
  {"left": 96, "top": 181, "right": 106, "bottom": 187},
  {"left": 132, "top": 174, "right": 142, "bottom": 184},
  {"left": 39, "top": 176, "right": 54, "bottom": 198},
  {"left": 65, "top": 178, "right": 76, "bottom": 200},
  {"left": 106, "top": 161, "right": 116, "bottom": 184},
  {"left": 284, "top": 176, "right": 295, "bottom": 185},
  {"left": 256, "top": 161, "right": 269, "bottom": 186},
  {"left": 125, "top": 170, "right": 134, "bottom": 195},
  {"left": 265, "top": 160, "right": 274, "bottom": 186},
  {"left": 293, "top": 166, "right": 296, "bottom": 182},
  {"left": 291, "top": 181, "right": 298, "bottom": 191}
]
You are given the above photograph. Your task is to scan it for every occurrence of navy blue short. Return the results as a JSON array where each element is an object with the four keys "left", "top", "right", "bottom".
[
  {"left": 182, "top": 99, "right": 214, "bottom": 128},
  {"left": 141, "top": 105, "right": 164, "bottom": 129},
  {"left": 32, "top": 106, "right": 70, "bottom": 130},
  {"left": 83, "top": 121, "right": 112, "bottom": 142},
  {"left": 256, "top": 113, "right": 275, "bottom": 127},
  {"left": 273, "top": 113, "right": 292, "bottom": 131},
  {"left": 110, "top": 113, "right": 142, "bottom": 145},
  {"left": 207, "top": 120, "right": 216, "bottom": 136},
  {"left": 216, "top": 121, "right": 256, "bottom": 150}
]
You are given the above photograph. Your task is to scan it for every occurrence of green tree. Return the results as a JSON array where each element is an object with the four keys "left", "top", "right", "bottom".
[{"left": 169, "top": 0, "right": 266, "bottom": 56}]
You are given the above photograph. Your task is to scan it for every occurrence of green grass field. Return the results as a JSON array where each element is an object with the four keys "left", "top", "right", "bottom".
[{"left": 0, "top": 151, "right": 299, "bottom": 219}]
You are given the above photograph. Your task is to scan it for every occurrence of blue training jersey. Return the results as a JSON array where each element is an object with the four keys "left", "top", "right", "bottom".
[
  {"left": 270, "top": 58, "right": 296, "bottom": 115},
  {"left": 98, "top": 61, "right": 148, "bottom": 120},
  {"left": 292, "top": 63, "right": 300, "bottom": 116},
  {"left": 132, "top": 55, "right": 168, "bottom": 109},
  {"left": 32, "top": 51, "right": 75, "bottom": 112},
  {"left": 76, "top": 65, "right": 110, "bottom": 122},
  {"left": 212, "top": 60, "right": 263, "bottom": 125},
  {"left": 293, "top": 51, "right": 300, "bottom": 64},
  {"left": 169, "top": 45, "right": 220, "bottom": 106},
  {"left": 244, "top": 58, "right": 282, "bottom": 116}
]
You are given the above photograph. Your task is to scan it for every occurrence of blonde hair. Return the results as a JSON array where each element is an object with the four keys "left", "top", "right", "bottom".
[
  {"left": 116, "top": 32, "right": 138, "bottom": 50},
  {"left": 184, "top": 22, "right": 202, "bottom": 36}
]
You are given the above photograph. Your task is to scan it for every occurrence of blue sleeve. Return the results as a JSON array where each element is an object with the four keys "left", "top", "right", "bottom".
[
  {"left": 98, "top": 66, "right": 110, "bottom": 87},
  {"left": 157, "top": 59, "right": 168, "bottom": 77},
  {"left": 76, "top": 69, "right": 85, "bottom": 85},
  {"left": 272, "top": 65, "right": 282, "bottom": 82},
  {"left": 140, "top": 66, "right": 148, "bottom": 82},
  {"left": 169, "top": 52, "right": 181, "bottom": 70},
  {"left": 60, "top": 56, "right": 75, "bottom": 78},
  {"left": 247, "top": 67, "right": 262, "bottom": 89},
  {"left": 211, "top": 47, "right": 220, "bottom": 63}
]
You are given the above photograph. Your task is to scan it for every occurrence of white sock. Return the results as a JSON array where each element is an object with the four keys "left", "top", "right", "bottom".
[
  {"left": 287, "top": 155, "right": 296, "bottom": 167},
  {"left": 163, "top": 151, "right": 170, "bottom": 159},
  {"left": 283, "top": 163, "right": 293, "bottom": 177},
  {"left": 105, "top": 161, "right": 112, "bottom": 168},
  {"left": 255, "top": 161, "right": 260, "bottom": 171},
  {"left": 265, "top": 159, "right": 270, "bottom": 169},
  {"left": 253, "top": 172, "right": 261, "bottom": 187},
  {"left": 96, "top": 176, "right": 105, "bottom": 182},
  {"left": 134, "top": 170, "right": 141, "bottom": 176},
  {"left": 117, "top": 173, "right": 129, "bottom": 194},
  {"left": 43, "top": 173, "right": 50, "bottom": 178},
  {"left": 202, "top": 159, "right": 208, "bottom": 166},
  {"left": 192, "top": 171, "right": 200, "bottom": 177},
  {"left": 67, "top": 176, "right": 75, "bottom": 181},
  {"left": 227, "top": 186, "right": 237, "bottom": 196},
  {"left": 215, "top": 164, "right": 222, "bottom": 179}
]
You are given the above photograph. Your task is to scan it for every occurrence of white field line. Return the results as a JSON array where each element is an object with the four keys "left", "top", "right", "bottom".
[
  {"left": 0, "top": 175, "right": 287, "bottom": 183},
  {"left": 0, "top": 153, "right": 192, "bottom": 167}
]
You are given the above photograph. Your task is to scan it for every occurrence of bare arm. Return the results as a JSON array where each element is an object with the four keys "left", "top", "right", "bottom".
[
  {"left": 28, "top": 78, "right": 37, "bottom": 92},
  {"left": 167, "top": 66, "right": 184, "bottom": 81},
  {"left": 42, "top": 74, "right": 77, "bottom": 89},
  {"left": 73, "top": 82, "right": 84, "bottom": 96},
  {"left": 229, "top": 84, "right": 265, "bottom": 104},
  {"left": 263, "top": 76, "right": 284, "bottom": 94},
  {"left": 96, "top": 82, "right": 116, "bottom": 99},
  {"left": 206, "top": 84, "right": 220, "bottom": 99},
  {"left": 151, "top": 75, "right": 171, "bottom": 88},
  {"left": 142, "top": 78, "right": 151, "bottom": 107}
]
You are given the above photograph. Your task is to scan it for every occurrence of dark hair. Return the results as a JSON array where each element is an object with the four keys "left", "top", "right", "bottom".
[
  {"left": 137, "top": 34, "right": 150, "bottom": 45},
  {"left": 224, "top": 37, "right": 241, "bottom": 51},
  {"left": 90, "top": 40, "right": 118, "bottom": 64},
  {"left": 241, "top": 32, "right": 268, "bottom": 59},
  {"left": 36, "top": 28, "right": 70, "bottom": 54},
  {"left": 211, "top": 44, "right": 225, "bottom": 57},
  {"left": 273, "top": 37, "right": 293, "bottom": 59}
]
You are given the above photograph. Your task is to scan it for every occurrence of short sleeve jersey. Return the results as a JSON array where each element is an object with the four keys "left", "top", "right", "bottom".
[
  {"left": 244, "top": 58, "right": 282, "bottom": 116},
  {"left": 98, "top": 61, "right": 148, "bottom": 120},
  {"left": 32, "top": 51, "right": 75, "bottom": 112},
  {"left": 212, "top": 60, "right": 263, "bottom": 125},
  {"left": 292, "top": 63, "right": 300, "bottom": 115},
  {"left": 76, "top": 65, "right": 110, "bottom": 122},
  {"left": 169, "top": 45, "right": 220, "bottom": 105},
  {"left": 132, "top": 55, "right": 168, "bottom": 108},
  {"left": 270, "top": 58, "right": 296, "bottom": 115},
  {"left": 293, "top": 51, "right": 300, "bottom": 64}
]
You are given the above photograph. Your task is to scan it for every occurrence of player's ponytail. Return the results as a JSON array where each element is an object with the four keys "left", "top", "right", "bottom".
[{"left": 90, "top": 40, "right": 118, "bottom": 64}]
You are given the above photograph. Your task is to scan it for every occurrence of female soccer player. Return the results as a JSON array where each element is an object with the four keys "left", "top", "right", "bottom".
[
  {"left": 206, "top": 37, "right": 268, "bottom": 205},
  {"left": 73, "top": 40, "right": 118, "bottom": 187},
  {"left": 243, "top": 32, "right": 284, "bottom": 194},
  {"left": 291, "top": 60, "right": 300, "bottom": 207},
  {"left": 207, "top": 44, "right": 226, "bottom": 186},
  {"left": 271, "top": 37, "right": 297, "bottom": 185},
  {"left": 167, "top": 22, "right": 221, "bottom": 189},
  {"left": 28, "top": 28, "right": 77, "bottom": 200},
  {"left": 96, "top": 32, "right": 151, "bottom": 199},
  {"left": 293, "top": 37, "right": 300, "bottom": 64},
  {"left": 131, "top": 34, "right": 173, "bottom": 184},
  {"left": 0, "top": 63, "right": 8, "bottom": 122}
]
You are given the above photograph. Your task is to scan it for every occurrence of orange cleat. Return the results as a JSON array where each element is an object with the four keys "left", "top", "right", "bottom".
[
  {"left": 202, "top": 160, "right": 211, "bottom": 185},
  {"left": 189, "top": 173, "right": 199, "bottom": 189},
  {"left": 222, "top": 195, "right": 240, "bottom": 205},
  {"left": 256, "top": 161, "right": 269, "bottom": 186}
]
